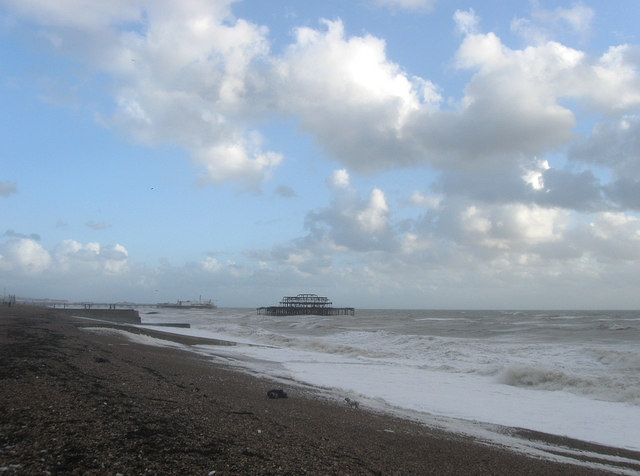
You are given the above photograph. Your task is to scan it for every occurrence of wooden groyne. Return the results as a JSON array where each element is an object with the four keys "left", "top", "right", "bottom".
[{"left": 257, "top": 293, "right": 355, "bottom": 317}]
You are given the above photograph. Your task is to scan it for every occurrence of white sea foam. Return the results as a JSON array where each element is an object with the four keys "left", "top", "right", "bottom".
[
  {"left": 135, "top": 308, "right": 640, "bottom": 456},
  {"left": 83, "top": 327, "right": 186, "bottom": 349}
]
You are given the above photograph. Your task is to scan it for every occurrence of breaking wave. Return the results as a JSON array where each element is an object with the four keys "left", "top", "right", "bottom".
[{"left": 498, "top": 365, "right": 640, "bottom": 404}]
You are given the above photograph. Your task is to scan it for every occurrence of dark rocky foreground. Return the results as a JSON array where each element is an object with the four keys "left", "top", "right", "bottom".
[{"left": 1, "top": 306, "right": 635, "bottom": 475}]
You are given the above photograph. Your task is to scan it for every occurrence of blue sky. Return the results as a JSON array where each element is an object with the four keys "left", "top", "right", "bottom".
[{"left": 2, "top": 0, "right": 640, "bottom": 309}]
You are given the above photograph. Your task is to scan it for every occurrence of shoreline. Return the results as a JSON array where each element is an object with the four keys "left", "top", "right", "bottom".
[
  {"left": 92, "top": 321, "right": 640, "bottom": 473},
  {"left": 2, "top": 306, "right": 638, "bottom": 474}
]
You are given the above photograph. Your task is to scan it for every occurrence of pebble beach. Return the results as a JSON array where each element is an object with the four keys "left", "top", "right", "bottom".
[{"left": 1, "top": 305, "right": 634, "bottom": 475}]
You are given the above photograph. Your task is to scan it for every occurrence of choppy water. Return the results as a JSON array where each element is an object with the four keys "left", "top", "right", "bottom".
[{"left": 136, "top": 308, "right": 640, "bottom": 456}]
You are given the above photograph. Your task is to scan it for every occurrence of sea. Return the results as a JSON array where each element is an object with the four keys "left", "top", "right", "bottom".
[{"left": 125, "top": 307, "right": 640, "bottom": 470}]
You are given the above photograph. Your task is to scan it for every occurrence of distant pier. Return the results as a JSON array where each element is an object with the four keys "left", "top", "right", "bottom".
[{"left": 257, "top": 293, "right": 354, "bottom": 316}]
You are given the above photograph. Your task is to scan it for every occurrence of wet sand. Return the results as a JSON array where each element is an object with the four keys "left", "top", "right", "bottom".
[{"left": 1, "top": 305, "right": 637, "bottom": 475}]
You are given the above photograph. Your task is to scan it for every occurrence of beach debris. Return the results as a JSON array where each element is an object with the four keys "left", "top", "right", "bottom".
[
  {"left": 267, "top": 389, "right": 288, "bottom": 399},
  {"left": 344, "top": 397, "right": 359, "bottom": 409}
]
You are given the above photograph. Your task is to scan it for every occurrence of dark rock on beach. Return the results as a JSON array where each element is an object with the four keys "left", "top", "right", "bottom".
[{"left": 0, "top": 306, "right": 633, "bottom": 474}]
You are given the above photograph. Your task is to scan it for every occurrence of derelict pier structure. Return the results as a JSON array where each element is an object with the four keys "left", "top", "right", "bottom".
[{"left": 257, "top": 293, "right": 355, "bottom": 316}]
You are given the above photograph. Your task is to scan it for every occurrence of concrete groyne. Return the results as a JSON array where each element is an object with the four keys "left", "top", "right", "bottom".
[{"left": 53, "top": 308, "right": 141, "bottom": 324}]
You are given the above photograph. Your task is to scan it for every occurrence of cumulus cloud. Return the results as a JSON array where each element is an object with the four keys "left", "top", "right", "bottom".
[
  {"left": 568, "top": 212, "right": 640, "bottom": 263},
  {"left": 201, "top": 256, "right": 220, "bottom": 272},
  {"left": 394, "top": 11, "right": 640, "bottom": 178},
  {"left": 308, "top": 172, "right": 396, "bottom": 252},
  {"left": 568, "top": 114, "right": 640, "bottom": 210},
  {"left": 273, "top": 19, "right": 425, "bottom": 173},
  {"left": 4, "top": 2, "right": 640, "bottom": 307},
  {"left": 357, "top": 189, "right": 390, "bottom": 233},
  {"left": 6, "top": 2, "right": 640, "bottom": 185},
  {"left": 244, "top": 166, "right": 640, "bottom": 308},
  {"left": 569, "top": 114, "right": 640, "bottom": 175},
  {"left": 105, "top": 2, "right": 279, "bottom": 188},
  {"left": 0, "top": 181, "right": 17, "bottom": 197},
  {"left": 251, "top": 170, "right": 398, "bottom": 276},
  {"left": 3, "top": 0, "right": 279, "bottom": 188},
  {"left": 457, "top": 203, "right": 567, "bottom": 249},
  {"left": 54, "top": 239, "right": 129, "bottom": 274},
  {"left": 408, "top": 191, "right": 427, "bottom": 207},
  {"left": 193, "top": 139, "right": 282, "bottom": 187},
  {"left": 0, "top": 238, "right": 51, "bottom": 274},
  {"left": 267, "top": 11, "right": 638, "bottom": 175},
  {"left": 512, "top": 3, "right": 594, "bottom": 44},
  {"left": 453, "top": 8, "right": 479, "bottom": 36},
  {"left": 432, "top": 160, "right": 603, "bottom": 212},
  {"left": 327, "top": 168, "right": 351, "bottom": 189},
  {"left": 0, "top": 238, "right": 129, "bottom": 276}
]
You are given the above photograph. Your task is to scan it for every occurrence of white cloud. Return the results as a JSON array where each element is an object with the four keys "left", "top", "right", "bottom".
[
  {"left": 400, "top": 232, "right": 432, "bottom": 254},
  {"left": 0, "top": 238, "right": 51, "bottom": 274},
  {"left": 453, "top": 202, "right": 567, "bottom": 250},
  {"left": 522, "top": 159, "right": 549, "bottom": 191},
  {"left": 371, "top": 0, "right": 438, "bottom": 12},
  {"left": 417, "top": 21, "right": 640, "bottom": 170},
  {"left": 0, "top": 0, "right": 143, "bottom": 31},
  {"left": 408, "top": 191, "right": 428, "bottom": 207},
  {"left": 286, "top": 18, "right": 576, "bottom": 173},
  {"left": 453, "top": 8, "right": 479, "bottom": 36},
  {"left": 592, "top": 45, "right": 640, "bottom": 111},
  {"left": 273, "top": 19, "right": 425, "bottom": 172},
  {"left": 251, "top": 172, "right": 398, "bottom": 277},
  {"left": 568, "top": 113, "right": 640, "bottom": 210},
  {"left": 201, "top": 256, "right": 220, "bottom": 272},
  {"left": 54, "top": 239, "right": 129, "bottom": 274},
  {"left": 4, "top": 2, "right": 640, "bottom": 309},
  {"left": 460, "top": 205, "right": 492, "bottom": 235},
  {"left": 194, "top": 140, "right": 282, "bottom": 188},
  {"left": 105, "top": 2, "right": 276, "bottom": 186},
  {"left": 5, "top": 0, "right": 279, "bottom": 187},
  {"left": 583, "top": 212, "right": 640, "bottom": 262},
  {"left": 306, "top": 178, "right": 395, "bottom": 252},
  {"left": 512, "top": 3, "right": 594, "bottom": 44},
  {"left": 328, "top": 169, "right": 350, "bottom": 189},
  {"left": 570, "top": 115, "right": 640, "bottom": 174},
  {"left": 357, "top": 188, "right": 389, "bottom": 233},
  {"left": 246, "top": 169, "right": 640, "bottom": 308},
  {"left": 8, "top": 2, "right": 640, "bottom": 184},
  {"left": 504, "top": 204, "right": 565, "bottom": 244},
  {"left": 553, "top": 3, "right": 594, "bottom": 34}
]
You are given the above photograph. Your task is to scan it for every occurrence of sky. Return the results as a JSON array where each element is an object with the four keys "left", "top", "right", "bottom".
[{"left": 1, "top": 0, "right": 640, "bottom": 309}]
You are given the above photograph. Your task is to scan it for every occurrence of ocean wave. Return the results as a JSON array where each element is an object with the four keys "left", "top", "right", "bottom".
[
  {"left": 586, "top": 348, "right": 640, "bottom": 371},
  {"left": 244, "top": 328, "right": 396, "bottom": 359},
  {"left": 498, "top": 365, "right": 640, "bottom": 404},
  {"left": 597, "top": 323, "right": 634, "bottom": 331}
]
